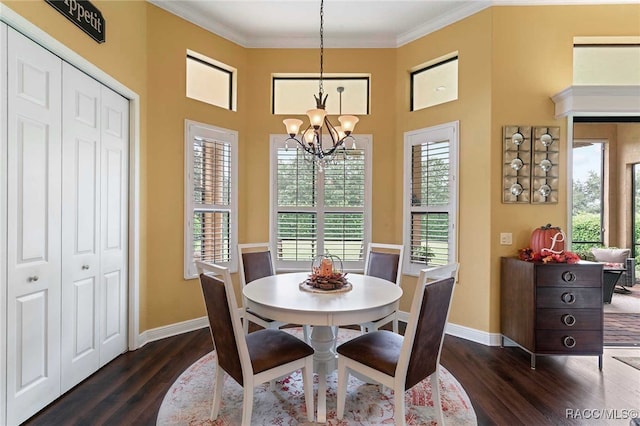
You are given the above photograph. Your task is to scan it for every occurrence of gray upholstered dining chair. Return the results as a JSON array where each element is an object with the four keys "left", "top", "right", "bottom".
[
  {"left": 196, "top": 260, "right": 315, "bottom": 425},
  {"left": 238, "top": 243, "right": 311, "bottom": 342},
  {"left": 359, "top": 242, "right": 404, "bottom": 333},
  {"left": 336, "top": 270, "right": 456, "bottom": 426}
]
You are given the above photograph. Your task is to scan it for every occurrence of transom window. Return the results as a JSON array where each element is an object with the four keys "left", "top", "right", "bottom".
[
  {"left": 271, "top": 135, "right": 372, "bottom": 271},
  {"left": 186, "top": 49, "right": 236, "bottom": 111},
  {"left": 272, "top": 75, "right": 369, "bottom": 115},
  {"left": 411, "top": 53, "right": 458, "bottom": 111}
]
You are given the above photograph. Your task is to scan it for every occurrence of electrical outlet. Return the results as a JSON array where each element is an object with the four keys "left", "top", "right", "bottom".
[{"left": 500, "top": 232, "right": 513, "bottom": 245}]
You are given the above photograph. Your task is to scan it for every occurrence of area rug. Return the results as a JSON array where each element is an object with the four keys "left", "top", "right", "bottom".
[
  {"left": 613, "top": 356, "right": 640, "bottom": 371},
  {"left": 157, "top": 328, "right": 477, "bottom": 425}
]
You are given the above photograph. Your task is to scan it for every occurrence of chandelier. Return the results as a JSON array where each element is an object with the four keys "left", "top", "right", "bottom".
[{"left": 282, "top": 0, "right": 359, "bottom": 171}]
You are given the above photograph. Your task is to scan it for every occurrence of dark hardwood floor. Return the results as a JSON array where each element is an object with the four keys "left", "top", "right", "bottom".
[{"left": 24, "top": 327, "right": 640, "bottom": 426}]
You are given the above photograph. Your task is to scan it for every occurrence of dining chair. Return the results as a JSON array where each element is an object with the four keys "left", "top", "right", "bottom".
[
  {"left": 196, "top": 260, "right": 315, "bottom": 425},
  {"left": 336, "top": 271, "right": 456, "bottom": 426},
  {"left": 238, "top": 243, "right": 285, "bottom": 334},
  {"left": 360, "top": 242, "right": 405, "bottom": 333},
  {"left": 425, "top": 262, "right": 460, "bottom": 282},
  {"left": 238, "top": 243, "right": 311, "bottom": 341}
]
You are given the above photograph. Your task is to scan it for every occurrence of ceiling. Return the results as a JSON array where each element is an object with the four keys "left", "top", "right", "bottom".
[{"left": 147, "top": 0, "right": 634, "bottom": 49}]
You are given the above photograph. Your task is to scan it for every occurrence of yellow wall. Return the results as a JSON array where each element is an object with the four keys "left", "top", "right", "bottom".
[
  {"left": 3, "top": 1, "right": 639, "bottom": 335},
  {"left": 144, "top": 6, "right": 247, "bottom": 329},
  {"left": 1, "top": 0, "right": 152, "bottom": 325},
  {"left": 488, "top": 5, "right": 639, "bottom": 333},
  {"left": 397, "top": 10, "right": 494, "bottom": 329}
]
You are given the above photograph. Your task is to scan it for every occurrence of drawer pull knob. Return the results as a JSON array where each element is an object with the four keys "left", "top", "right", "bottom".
[
  {"left": 561, "top": 271, "right": 577, "bottom": 282},
  {"left": 563, "top": 336, "right": 577, "bottom": 348},
  {"left": 562, "top": 314, "right": 576, "bottom": 326},
  {"left": 561, "top": 292, "right": 576, "bottom": 304},
  {"left": 28, "top": 275, "right": 39, "bottom": 282},
  {"left": 82, "top": 264, "right": 90, "bottom": 270}
]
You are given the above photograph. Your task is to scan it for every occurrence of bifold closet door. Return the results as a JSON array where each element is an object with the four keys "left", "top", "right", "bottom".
[
  {"left": 60, "top": 63, "right": 128, "bottom": 392},
  {"left": 97, "top": 83, "right": 128, "bottom": 367},
  {"left": 61, "top": 63, "right": 102, "bottom": 392},
  {"left": 6, "top": 27, "right": 63, "bottom": 426}
]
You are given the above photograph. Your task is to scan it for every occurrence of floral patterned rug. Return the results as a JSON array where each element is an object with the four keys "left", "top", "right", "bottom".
[{"left": 157, "top": 328, "right": 477, "bottom": 425}]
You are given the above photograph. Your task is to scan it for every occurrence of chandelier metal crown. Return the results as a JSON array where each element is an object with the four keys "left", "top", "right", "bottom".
[{"left": 282, "top": 0, "right": 359, "bottom": 171}]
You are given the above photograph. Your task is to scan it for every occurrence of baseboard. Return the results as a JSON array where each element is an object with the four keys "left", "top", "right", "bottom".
[
  {"left": 396, "top": 311, "right": 502, "bottom": 346},
  {"left": 137, "top": 316, "right": 209, "bottom": 348},
  {"left": 138, "top": 312, "right": 503, "bottom": 349}
]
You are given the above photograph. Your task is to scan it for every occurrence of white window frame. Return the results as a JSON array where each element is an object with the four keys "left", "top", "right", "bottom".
[
  {"left": 410, "top": 52, "right": 459, "bottom": 112},
  {"left": 184, "top": 119, "right": 238, "bottom": 278},
  {"left": 269, "top": 134, "right": 372, "bottom": 272},
  {"left": 403, "top": 121, "right": 458, "bottom": 276},
  {"left": 186, "top": 49, "right": 237, "bottom": 111},
  {"left": 272, "top": 74, "right": 370, "bottom": 115}
]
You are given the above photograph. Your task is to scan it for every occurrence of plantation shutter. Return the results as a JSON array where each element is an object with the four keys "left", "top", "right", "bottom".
[
  {"left": 410, "top": 139, "right": 451, "bottom": 266},
  {"left": 192, "top": 137, "right": 232, "bottom": 263}
]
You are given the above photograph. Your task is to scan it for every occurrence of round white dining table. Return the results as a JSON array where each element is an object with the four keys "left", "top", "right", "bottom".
[{"left": 242, "top": 271, "right": 402, "bottom": 423}]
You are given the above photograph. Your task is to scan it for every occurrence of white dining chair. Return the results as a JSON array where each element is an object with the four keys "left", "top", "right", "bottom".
[
  {"left": 238, "top": 243, "right": 311, "bottom": 342},
  {"left": 425, "top": 262, "right": 460, "bottom": 282},
  {"left": 336, "top": 271, "right": 456, "bottom": 426},
  {"left": 196, "top": 260, "right": 315, "bottom": 425},
  {"left": 360, "top": 242, "right": 404, "bottom": 333}
]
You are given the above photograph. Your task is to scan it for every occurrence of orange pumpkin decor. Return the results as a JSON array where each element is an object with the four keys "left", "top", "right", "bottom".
[{"left": 530, "top": 223, "right": 565, "bottom": 255}]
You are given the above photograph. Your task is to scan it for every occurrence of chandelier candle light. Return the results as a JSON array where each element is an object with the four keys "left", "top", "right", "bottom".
[{"left": 282, "top": 0, "right": 359, "bottom": 171}]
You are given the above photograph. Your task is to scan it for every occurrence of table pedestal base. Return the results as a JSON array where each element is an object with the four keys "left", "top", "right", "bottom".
[{"left": 310, "top": 325, "right": 337, "bottom": 423}]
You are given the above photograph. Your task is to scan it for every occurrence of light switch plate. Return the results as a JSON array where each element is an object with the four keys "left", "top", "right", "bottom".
[{"left": 500, "top": 232, "right": 513, "bottom": 245}]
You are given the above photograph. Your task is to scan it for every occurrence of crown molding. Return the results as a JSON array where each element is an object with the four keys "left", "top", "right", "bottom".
[{"left": 148, "top": 0, "right": 640, "bottom": 49}]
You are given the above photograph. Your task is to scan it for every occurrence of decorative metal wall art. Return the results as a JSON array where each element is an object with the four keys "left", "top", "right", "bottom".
[
  {"left": 532, "top": 126, "right": 559, "bottom": 203},
  {"left": 502, "top": 125, "right": 560, "bottom": 204},
  {"left": 503, "top": 125, "right": 531, "bottom": 203}
]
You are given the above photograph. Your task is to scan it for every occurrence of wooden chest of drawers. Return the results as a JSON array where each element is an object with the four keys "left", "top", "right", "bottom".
[{"left": 500, "top": 257, "right": 603, "bottom": 369}]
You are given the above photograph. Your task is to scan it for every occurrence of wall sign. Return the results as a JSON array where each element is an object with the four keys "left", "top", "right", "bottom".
[{"left": 45, "top": 0, "right": 105, "bottom": 43}]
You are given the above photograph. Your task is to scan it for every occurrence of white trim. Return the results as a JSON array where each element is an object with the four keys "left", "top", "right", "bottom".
[
  {"left": 551, "top": 85, "right": 640, "bottom": 118},
  {"left": 137, "top": 316, "right": 209, "bottom": 348},
  {"left": 0, "top": 4, "right": 142, "bottom": 351},
  {"left": 552, "top": 86, "right": 640, "bottom": 247},
  {"left": 403, "top": 121, "right": 459, "bottom": 276},
  {"left": 183, "top": 120, "right": 239, "bottom": 279},
  {"left": 148, "top": 0, "right": 491, "bottom": 49},
  {"left": 0, "top": 21, "right": 6, "bottom": 426},
  {"left": 397, "top": 311, "right": 502, "bottom": 346}
]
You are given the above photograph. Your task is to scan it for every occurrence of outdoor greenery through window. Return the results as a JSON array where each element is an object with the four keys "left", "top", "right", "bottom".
[
  {"left": 404, "top": 122, "right": 458, "bottom": 275},
  {"left": 571, "top": 141, "right": 603, "bottom": 256},
  {"left": 184, "top": 120, "right": 238, "bottom": 278},
  {"left": 272, "top": 135, "right": 371, "bottom": 270}
]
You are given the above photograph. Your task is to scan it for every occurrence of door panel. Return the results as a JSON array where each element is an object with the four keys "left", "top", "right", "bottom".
[
  {"left": 6, "top": 27, "right": 62, "bottom": 426},
  {"left": 61, "top": 62, "right": 101, "bottom": 393},
  {"left": 99, "top": 85, "right": 128, "bottom": 366}
]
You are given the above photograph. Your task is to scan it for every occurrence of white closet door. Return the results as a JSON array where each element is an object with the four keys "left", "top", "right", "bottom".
[
  {"left": 99, "top": 85, "right": 128, "bottom": 365},
  {"left": 61, "top": 62, "right": 101, "bottom": 392},
  {"left": 0, "top": 21, "right": 7, "bottom": 426},
  {"left": 6, "top": 27, "right": 62, "bottom": 426}
]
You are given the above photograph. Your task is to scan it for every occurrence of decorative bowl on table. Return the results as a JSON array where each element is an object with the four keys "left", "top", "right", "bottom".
[{"left": 302, "top": 253, "right": 349, "bottom": 290}]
